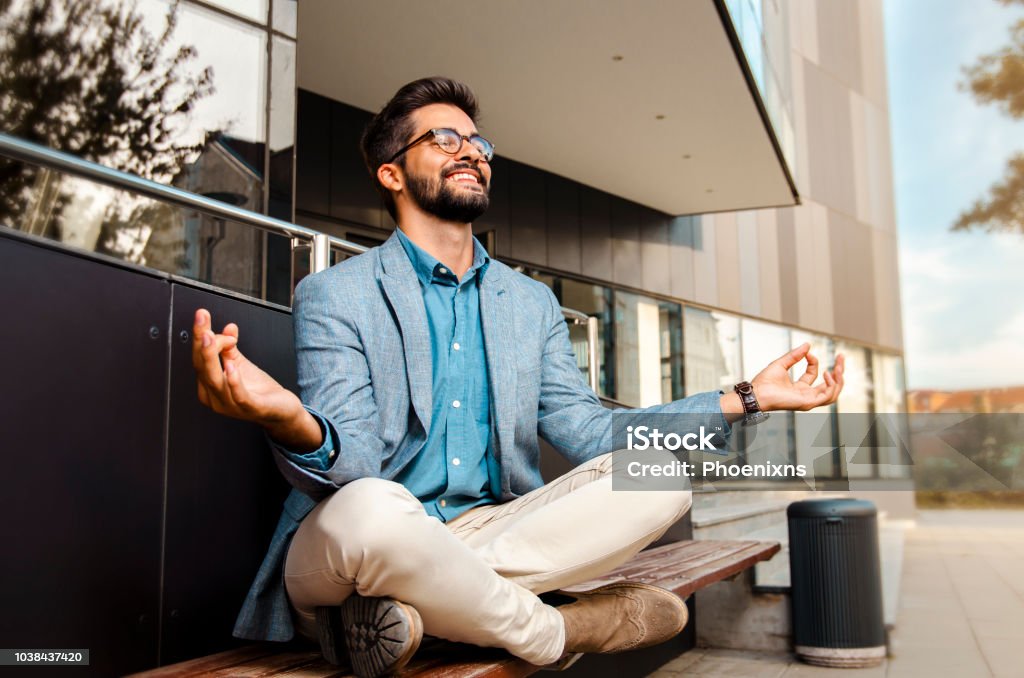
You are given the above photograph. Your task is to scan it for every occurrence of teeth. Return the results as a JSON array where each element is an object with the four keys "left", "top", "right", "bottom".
[{"left": 448, "top": 172, "right": 478, "bottom": 183}]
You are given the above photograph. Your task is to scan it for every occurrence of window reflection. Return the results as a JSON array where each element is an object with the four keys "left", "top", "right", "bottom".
[
  {"left": 202, "top": 0, "right": 268, "bottom": 23},
  {"left": 614, "top": 292, "right": 683, "bottom": 407},
  {"left": 526, "top": 270, "right": 682, "bottom": 406},
  {"left": 791, "top": 330, "right": 837, "bottom": 479},
  {"left": 272, "top": 0, "right": 296, "bottom": 37},
  {"left": 835, "top": 342, "right": 875, "bottom": 479},
  {"left": 559, "top": 278, "right": 611, "bottom": 397},
  {"left": 0, "top": 0, "right": 280, "bottom": 298},
  {"left": 740, "top": 319, "right": 795, "bottom": 470},
  {"left": 873, "top": 352, "right": 912, "bottom": 479},
  {"left": 683, "top": 307, "right": 741, "bottom": 395}
]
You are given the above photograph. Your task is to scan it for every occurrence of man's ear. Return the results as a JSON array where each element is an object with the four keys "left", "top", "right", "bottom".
[{"left": 377, "top": 163, "right": 403, "bottom": 192}]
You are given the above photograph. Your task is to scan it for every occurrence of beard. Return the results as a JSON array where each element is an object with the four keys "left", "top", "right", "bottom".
[{"left": 405, "top": 164, "right": 490, "bottom": 223}]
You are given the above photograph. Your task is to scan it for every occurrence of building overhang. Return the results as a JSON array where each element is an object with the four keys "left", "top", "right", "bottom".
[{"left": 297, "top": 0, "right": 797, "bottom": 216}]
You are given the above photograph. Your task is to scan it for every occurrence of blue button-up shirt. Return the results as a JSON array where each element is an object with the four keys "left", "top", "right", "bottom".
[
  {"left": 295, "top": 229, "right": 500, "bottom": 522},
  {"left": 391, "top": 229, "right": 499, "bottom": 521}
]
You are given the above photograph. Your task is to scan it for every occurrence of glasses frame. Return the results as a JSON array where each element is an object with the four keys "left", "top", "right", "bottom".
[{"left": 386, "top": 127, "right": 495, "bottom": 164}]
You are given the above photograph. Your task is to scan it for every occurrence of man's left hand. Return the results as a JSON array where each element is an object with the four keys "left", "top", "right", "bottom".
[{"left": 750, "top": 343, "right": 845, "bottom": 412}]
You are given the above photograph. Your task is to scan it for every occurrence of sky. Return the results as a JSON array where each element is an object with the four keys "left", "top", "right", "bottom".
[{"left": 884, "top": 0, "right": 1024, "bottom": 391}]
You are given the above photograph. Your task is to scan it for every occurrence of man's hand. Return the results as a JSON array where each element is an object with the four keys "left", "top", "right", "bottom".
[
  {"left": 751, "top": 343, "right": 845, "bottom": 412},
  {"left": 720, "top": 343, "right": 845, "bottom": 421},
  {"left": 192, "top": 308, "right": 324, "bottom": 452}
]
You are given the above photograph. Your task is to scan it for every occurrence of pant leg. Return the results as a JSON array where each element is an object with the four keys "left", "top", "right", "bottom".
[
  {"left": 447, "top": 451, "right": 692, "bottom": 594},
  {"left": 283, "top": 477, "right": 565, "bottom": 665}
]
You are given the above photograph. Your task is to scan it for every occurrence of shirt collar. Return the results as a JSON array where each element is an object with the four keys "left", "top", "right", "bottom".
[{"left": 395, "top": 227, "right": 490, "bottom": 286}]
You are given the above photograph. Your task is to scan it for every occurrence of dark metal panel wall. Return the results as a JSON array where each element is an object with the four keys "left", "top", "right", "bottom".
[
  {"left": 0, "top": 233, "right": 167, "bottom": 676},
  {"left": 296, "top": 88, "right": 333, "bottom": 217},
  {"left": 294, "top": 90, "right": 703, "bottom": 293},
  {"left": 159, "top": 285, "right": 294, "bottom": 664},
  {"left": 328, "top": 98, "right": 386, "bottom": 229}
]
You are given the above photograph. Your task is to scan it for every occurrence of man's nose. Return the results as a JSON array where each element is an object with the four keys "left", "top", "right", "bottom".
[{"left": 456, "top": 139, "right": 484, "bottom": 162}]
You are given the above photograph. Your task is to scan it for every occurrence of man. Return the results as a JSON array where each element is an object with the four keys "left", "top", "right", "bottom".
[{"left": 192, "top": 77, "right": 844, "bottom": 677}]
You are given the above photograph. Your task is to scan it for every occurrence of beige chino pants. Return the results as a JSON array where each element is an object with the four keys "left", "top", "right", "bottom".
[{"left": 283, "top": 452, "right": 692, "bottom": 666}]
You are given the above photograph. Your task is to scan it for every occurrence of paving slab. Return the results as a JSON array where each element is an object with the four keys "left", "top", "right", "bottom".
[{"left": 647, "top": 509, "right": 1024, "bottom": 677}]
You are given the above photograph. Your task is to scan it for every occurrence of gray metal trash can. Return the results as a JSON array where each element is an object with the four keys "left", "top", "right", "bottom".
[{"left": 788, "top": 499, "right": 885, "bottom": 668}]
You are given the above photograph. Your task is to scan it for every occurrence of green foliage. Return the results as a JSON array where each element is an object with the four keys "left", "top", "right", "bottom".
[
  {"left": 0, "top": 0, "right": 215, "bottom": 228},
  {"left": 956, "top": 0, "right": 1024, "bottom": 234}
]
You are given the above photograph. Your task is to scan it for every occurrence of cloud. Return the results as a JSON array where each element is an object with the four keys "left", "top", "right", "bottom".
[
  {"left": 900, "top": 233, "right": 1024, "bottom": 389},
  {"left": 885, "top": 0, "right": 1024, "bottom": 240}
]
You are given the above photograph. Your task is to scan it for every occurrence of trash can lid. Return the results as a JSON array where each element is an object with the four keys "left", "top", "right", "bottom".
[{"left": 787, "top": 498, "right": 876, "bottom": 518}]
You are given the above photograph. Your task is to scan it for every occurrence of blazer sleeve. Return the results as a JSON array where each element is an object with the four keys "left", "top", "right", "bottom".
[
  {"left": 265, "top": 271, "right": 386, "bottom": 501},
  {"left": 535, "top": 286, "right": 733, "bottom": 467}
]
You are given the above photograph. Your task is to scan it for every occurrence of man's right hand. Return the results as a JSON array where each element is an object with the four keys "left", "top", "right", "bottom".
[{"left": 191, "top": 308, "right": 324, "bottom": 452}]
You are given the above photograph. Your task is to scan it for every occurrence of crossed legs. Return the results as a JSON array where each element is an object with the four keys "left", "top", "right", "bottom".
[{"left": 283, "top": 452, "right": 691, "bottom": 666}]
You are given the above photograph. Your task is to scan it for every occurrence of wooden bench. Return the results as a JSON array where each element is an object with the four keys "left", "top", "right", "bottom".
[{"left": 132, "top": 539, "right": 779, "bottom": 678}]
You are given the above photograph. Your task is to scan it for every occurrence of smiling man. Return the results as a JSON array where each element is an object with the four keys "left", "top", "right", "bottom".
[{"left": 192, "top": 77, "right": 845, "bottom": 678}]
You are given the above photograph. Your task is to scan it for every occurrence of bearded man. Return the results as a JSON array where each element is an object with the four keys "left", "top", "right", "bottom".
[{"left": 191, "top": 77, "right": 845, "bottom": 678}]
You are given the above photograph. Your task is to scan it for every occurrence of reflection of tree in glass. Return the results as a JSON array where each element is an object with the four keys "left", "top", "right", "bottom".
[
  {"left": 955, "top": 0, "right": 1024, "bottom": 235},
  {"left": 0, "top": 0, "right": 215, "bottom": 237}
]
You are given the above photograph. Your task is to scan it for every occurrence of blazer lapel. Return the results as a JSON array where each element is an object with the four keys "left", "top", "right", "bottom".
[
  {"left": 479, "top": 266, "right": 517, "bottom": 469},
  {"left": 378, "top": 234, "right": 433, "bottom": 433}
]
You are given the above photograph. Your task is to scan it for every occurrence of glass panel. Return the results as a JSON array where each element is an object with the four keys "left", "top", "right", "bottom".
[
  {"left": 614, "top": 292, "right": 682, "bottom": 407},
  {"left": 0, "top": 0, "right": 267, "bottom": 212},
  {"left": 526, "top": 271, "right": 612, "bottom": 397},
  {"left": 721, "top": 0, "right": 796, "bottom": 175},
  {"left": 271, "top": 0, "right": 296, "bottom": 37},
  {"left": 560, "top": 278, "right": 611, "bottom": 398},
  {"left": 835, "top": 342, "right": 875, "bottom": 478},
  {"left": 265, "top": 35, "right": 296, "bottom": 305},
  {"left": 660, "top": 303, "right": 685, "bottom": 402},
  {"left": 791, "top": 330, "right": 837, "bottom": 479},
  {"left": 524, "top": 271, "right": 686, "bottom": 405},
  {"left": 3, "top": 165, "right": 267, "bottom": 297},
  {"left": 203, "top": 0, "right": 268, "bottom": 23},
  {"left": 683, "top": 307, "right": 741, "bottom": 395},
  {"left": 873, "top": 352, "right": 912, "bottom": 479},
  {"left": 740, "top": 319, "right": 795, "bottom": 470}
]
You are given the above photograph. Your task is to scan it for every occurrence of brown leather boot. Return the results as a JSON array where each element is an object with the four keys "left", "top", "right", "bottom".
[{"left": 557, "top": 582, "right": 688, "bottom": 654}]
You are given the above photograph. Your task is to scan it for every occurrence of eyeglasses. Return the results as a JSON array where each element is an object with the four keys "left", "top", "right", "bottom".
[{"left": 387, "top": 128, "right": 495, "bottom": 163}]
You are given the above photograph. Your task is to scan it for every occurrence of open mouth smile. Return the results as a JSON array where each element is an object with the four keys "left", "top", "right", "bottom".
[{"left": 444, "top": 166, "right": 484, "bottom": 186}]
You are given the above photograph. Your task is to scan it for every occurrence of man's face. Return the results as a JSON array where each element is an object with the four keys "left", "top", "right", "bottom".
[{"left": 399, "top": 103, "right": 491, "bottom": 223}]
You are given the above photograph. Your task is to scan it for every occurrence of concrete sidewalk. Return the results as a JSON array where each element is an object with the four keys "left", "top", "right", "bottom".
[{"left": 650, "top": 509, "right": 1024, "bottom": 677}]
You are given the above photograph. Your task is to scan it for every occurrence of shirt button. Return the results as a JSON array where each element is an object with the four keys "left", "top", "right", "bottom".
[
  {"left": 452, "top": 458, "right": 461, "bottom": 466},
  {"left": 439, "top": 267, "right": 448, "bottom": 274},
  {"left": 452, "top": 400, "right": 461, "bottom": 408},
  {"left": 440, "top": 499, "right": 447, "bottom": 508},
  {"left": 453, "top": 342, "right": 461, "bottom": 351}
]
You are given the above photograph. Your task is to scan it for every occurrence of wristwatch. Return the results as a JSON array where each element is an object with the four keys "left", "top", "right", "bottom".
[{"left": 734, "top": 381, "right": 770, "bottom": 425}]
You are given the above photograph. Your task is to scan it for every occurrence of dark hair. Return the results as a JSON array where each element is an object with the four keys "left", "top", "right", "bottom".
[{"left": 360, "top": 77, "right": 480, "bottom": 220}]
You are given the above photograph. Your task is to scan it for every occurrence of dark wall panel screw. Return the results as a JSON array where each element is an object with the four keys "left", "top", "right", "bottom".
[
  {"left": 179, "top": 330, "right": 190, "bottom": 343},
  {"left": 149, "top": 326, "right": 160, "bottom": 339}
]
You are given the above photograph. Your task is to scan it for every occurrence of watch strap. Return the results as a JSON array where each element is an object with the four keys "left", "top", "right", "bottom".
[{"left": 734, "top": 381, "right": 769, "bottom": 425}]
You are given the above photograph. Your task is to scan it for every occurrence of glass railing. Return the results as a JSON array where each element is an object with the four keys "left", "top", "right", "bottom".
[{"left": 0, "top": 132, "right": 600, "bottom": 389}]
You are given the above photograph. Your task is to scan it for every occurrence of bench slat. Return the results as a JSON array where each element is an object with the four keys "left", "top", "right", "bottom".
[
  {"left": 133, "top": 539, "right": 779, "bottom": 678},
  {"left": 127, "top": 646, "right": 294, "bottom": 677}
]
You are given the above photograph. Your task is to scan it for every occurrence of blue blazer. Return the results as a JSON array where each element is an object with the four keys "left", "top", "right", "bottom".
[{"left": 233, "top": 230, "right": 730, "bottom": 641}]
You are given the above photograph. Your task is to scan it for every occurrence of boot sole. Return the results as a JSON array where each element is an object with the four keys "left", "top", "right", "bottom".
[{"left": 339, "top": 596, "right": 423, "bottom": 677}]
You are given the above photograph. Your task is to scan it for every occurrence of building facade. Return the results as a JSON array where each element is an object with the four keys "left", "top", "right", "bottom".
[
  {"left": 0, "top": 0, "right": 908, "bottom": 480},
  {"left": 0, "top": 0, "right": 915, "bottom": 668}
]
